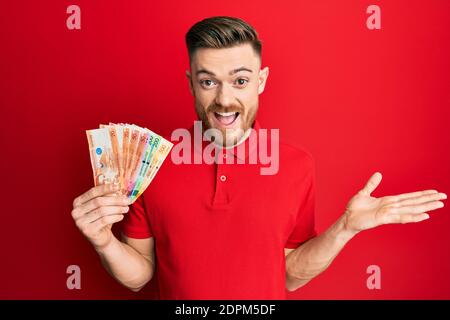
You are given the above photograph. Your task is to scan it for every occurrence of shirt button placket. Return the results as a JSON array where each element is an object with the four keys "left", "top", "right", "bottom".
[{"left": 213, "top": 162, "right": 229, "bottom": 207}]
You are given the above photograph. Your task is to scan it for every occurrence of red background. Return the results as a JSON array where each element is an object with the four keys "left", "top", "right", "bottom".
[{"left": 1, "top": 0, "right": 449, "bottom": 299}]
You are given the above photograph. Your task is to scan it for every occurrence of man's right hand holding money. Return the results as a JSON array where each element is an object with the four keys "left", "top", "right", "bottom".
[
  {"left": 71, "top": 183, "right": 155, "bottom": 291},
  {"left": 72, "top": 183, "right": 130, "bottom": 249}
]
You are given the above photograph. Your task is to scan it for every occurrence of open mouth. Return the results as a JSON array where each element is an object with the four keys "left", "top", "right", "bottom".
[{"left": 213, "top": 111, "right": 240, "bottom": 127}]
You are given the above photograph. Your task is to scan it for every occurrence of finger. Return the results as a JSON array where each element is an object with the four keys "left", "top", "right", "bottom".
[
  {"left": 394, "top": 192, "right": 447, "bottom": 207},
  {"left": 360, "top": 172, "right": 382, "bottom": 196},
  {"left": 388, "top": 189, "right": 439, "bottom": 202},
  {"left": 104, "top": 191, "right": 125, "bottom": 198},
  {"left": 385, "top": 213, "right": 430, "bottom": 224},
  {"left": 84, "top": 206, "right": 130, "bottom": 224},
  {"left": 73, "top": 183, "right": 120, "bottom": 207},
  {"left": 72, "top": 196, "right": 130, "bottom": 219},
  {"left": 389, "top": 200, "right": 444, "bottom": 215},
  {"left": 91, "top": 214, "right": 125, "bottom": 232}
]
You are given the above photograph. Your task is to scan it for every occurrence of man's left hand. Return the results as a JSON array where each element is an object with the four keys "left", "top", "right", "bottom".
[{"left": 343, "top": 172, "right": 446, "bottom": 233}]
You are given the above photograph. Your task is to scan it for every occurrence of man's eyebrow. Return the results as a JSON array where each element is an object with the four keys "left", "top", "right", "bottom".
[
  {"left": 195, "top": 67, "right": 253, "bottom": 76},
  {"left": 230, "top": 67, "right": 253, "bottom": 75},
  {"left": 196, "top": 69, "right": 215, "bottom": 76}
]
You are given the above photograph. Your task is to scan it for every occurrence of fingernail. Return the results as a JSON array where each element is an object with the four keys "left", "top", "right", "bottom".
[
  {"left": 424, "top": 214, "right": 430, "bottom": 220},
  {"left": 442, "top": 193, "right": 447, "bottom": 199}
]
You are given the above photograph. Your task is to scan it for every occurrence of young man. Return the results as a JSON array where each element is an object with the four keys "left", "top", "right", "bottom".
[{"left": 71, "top": 16, "right": 446, "bottom": 299}]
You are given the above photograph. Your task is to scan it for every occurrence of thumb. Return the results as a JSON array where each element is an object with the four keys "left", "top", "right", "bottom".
[{"left": 359, "top": 172, "right": 382, "bottom": 196}]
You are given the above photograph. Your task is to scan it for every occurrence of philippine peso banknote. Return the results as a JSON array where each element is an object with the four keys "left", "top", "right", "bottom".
[{"left": 86, "top": 123, "right": 173, "bottom": 202}]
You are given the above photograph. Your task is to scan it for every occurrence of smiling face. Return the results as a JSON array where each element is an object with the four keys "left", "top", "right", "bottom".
[{"left": 186, "top": 43, "right": 269, "bottom": 147}]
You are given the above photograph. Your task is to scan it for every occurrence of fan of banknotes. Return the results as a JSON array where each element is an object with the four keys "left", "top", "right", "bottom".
[{"left": 86, "top": 123, "right": 173, "bottom": 203}]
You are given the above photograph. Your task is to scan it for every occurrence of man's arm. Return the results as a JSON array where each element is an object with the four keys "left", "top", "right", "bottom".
[
  {"left": 284, "top": 216, "right": 355, "bottom": 291},
  {"left": 72, "top": 183, "right": 155, "bottom": 291},
  {"left": 285, "top": 172, "right": 446, "bottom": 292},
  {"left": 96, "top": 235, "right": 155, "bottom": 292}
]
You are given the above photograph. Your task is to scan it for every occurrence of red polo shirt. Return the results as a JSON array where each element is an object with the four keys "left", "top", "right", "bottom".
[{"left": 121, "top": 120, "right": 317, "bottom": 299}]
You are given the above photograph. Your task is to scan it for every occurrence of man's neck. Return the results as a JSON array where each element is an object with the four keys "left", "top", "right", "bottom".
[{"left": 221, "top": 128, "right": 252, "bottom": 149}]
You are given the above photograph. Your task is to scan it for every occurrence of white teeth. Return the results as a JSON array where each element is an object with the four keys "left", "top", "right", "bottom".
[{"left": 215, "top": 112, "right": 237, "bottom": 117}]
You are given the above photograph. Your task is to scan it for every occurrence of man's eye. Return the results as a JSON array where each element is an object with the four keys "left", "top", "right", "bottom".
[
  {"left": 200, "top": 79, "right": 215, "bottom": 87},
  {"left": 235, "top": 78, "right": 248, "bottom": 86}
]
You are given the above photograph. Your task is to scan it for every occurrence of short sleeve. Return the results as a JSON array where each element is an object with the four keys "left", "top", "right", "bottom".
[
  {"left": 285, "top": 156, "right": 317, "bottom": 249},
  {"left": 121, "top": 195, "right": 153, "bottom": 239}
]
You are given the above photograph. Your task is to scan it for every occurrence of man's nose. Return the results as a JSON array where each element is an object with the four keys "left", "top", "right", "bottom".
[{"left": 214, "top": 84, "right": 234, "bottom": 108}]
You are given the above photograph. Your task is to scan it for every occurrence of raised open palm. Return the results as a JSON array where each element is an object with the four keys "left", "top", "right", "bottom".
[{"left": 343, "top": 172, "right": 446, "bottom": 233}]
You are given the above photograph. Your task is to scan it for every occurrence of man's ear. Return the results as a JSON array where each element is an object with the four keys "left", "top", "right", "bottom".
[
  {"left": 258, "top": 66, "right": 269, "bottom": 95},
  {"left": 186, "top": 70, "right": 194, "bottom": 96}
]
